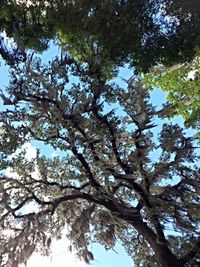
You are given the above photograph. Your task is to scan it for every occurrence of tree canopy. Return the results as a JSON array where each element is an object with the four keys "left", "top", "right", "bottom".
[
  {"left": 142, "top": 55, "right": 200, "bottom": 137},
  {"left": 0, "top": 54, "right": 200, "bottom": 267},
  {"left": 0, "top": 0, "right": 199, "bottom": 71}
]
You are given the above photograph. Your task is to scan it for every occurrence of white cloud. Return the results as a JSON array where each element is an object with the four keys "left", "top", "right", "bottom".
[
  {"left": 24, "top": 234, "right": 86, "bottom": 267},
  {"left": 22, "top": 142, "right": 37, "bottom": 160}
]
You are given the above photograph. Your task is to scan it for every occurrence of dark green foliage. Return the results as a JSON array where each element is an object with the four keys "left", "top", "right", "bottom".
[
  {"left": 0, "top": 0, "right": 54, "bottom": 51},
  {"left": 0, "top": 1, "right": 199, "bottom": 71}
]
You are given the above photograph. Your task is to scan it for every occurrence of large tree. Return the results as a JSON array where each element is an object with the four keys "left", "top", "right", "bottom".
[{"left": 0, "top": 55, "right": 199, "bottom": 267}]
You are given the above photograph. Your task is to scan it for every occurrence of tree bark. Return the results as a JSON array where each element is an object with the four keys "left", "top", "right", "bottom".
[
  {"left": 111, "top": 204, "right": 183, "bottom": 267},
  {"left": 130, "top": 217, "right": 183, "bottom": 267},
  {"left": 134, "top": 220, "right": 183, "bottom": 267},
  {"left": 151, "top": 246, "right": 183, "bottom": 267}
]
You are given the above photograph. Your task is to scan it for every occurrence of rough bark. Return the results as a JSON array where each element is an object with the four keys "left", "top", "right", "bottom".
[
  {"left": 130, "top": 218, "right": 182, "bottom": 267},
  {"left": 109, "top": 201, "right": 183, "bottom": 267}
]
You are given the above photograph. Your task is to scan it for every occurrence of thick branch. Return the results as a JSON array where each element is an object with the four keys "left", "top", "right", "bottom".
[
  {"left": 18, "top": 176, "right": 90, "bottom": 191},
  {"left": 180, "top": 239, "right": 200, "bottom": 265},
  {"left": 69, "top": 141, "right": 101, "bottom": 189},
  {"left": 108, "top": 170, "right": 167, "bottom": 244},
  {"left": 1, "top": 197, "right": 33, "bottom": 221},
  {"left": 92, "top": 104, "right": 132, "bottom": 174}
]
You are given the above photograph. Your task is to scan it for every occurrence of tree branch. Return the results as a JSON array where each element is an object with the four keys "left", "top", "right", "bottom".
[
  {"left": 91, "top": 104, "right": 132, "bottom": 174},
  {"left": 180, "top": 239, "right": 200, "bottom": 264}
]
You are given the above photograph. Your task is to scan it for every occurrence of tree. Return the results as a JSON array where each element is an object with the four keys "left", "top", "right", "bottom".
[
  {"left": 0, "top": 0, "right": 199, "bottom": 72},
  {"left": 142, "top": 55, "right": 200, "bottom": 138},
  {"left": 0, "top": 54, "right": 200, "bottom": 267}
]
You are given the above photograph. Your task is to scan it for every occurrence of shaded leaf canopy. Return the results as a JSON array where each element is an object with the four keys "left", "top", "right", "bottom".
[{"left": 0, "top": 0, "right": 199, "bottom": 71}]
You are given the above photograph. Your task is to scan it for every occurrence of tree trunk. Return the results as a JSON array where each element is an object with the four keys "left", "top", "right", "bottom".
[
  {"left": 113, "top": 206, "right": 183, "bottom": 267},
  {"left": 130, "top": 217, "right": 183, "bottom": 267},
  {"left": 152, "top": 245, "right": 183, "bottom": 267}
]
